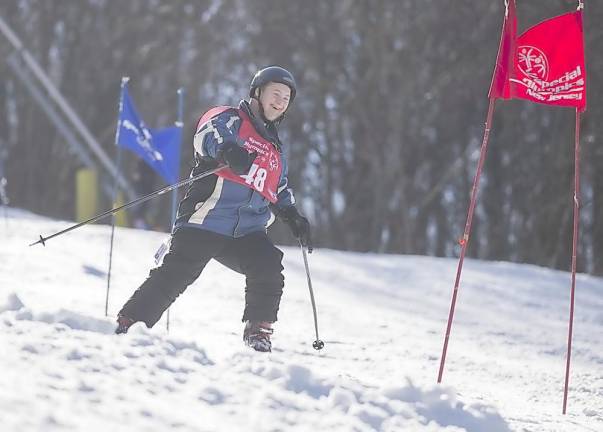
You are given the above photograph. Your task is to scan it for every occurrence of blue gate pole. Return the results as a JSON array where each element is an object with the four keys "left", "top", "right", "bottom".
[
  {"left": 166, "top": 87, "right": 184, "bottom": 333},
  {"left": 106, "top": 76, "right": 129, "bottom": 317}
]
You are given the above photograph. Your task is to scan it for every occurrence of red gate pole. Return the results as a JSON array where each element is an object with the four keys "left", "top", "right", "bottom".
[
  {"left": 563, "top": 108, "right": 581, "bottom": 414},
  {"left": 438, "top": 98, "right": 496, "bottom": 383}
]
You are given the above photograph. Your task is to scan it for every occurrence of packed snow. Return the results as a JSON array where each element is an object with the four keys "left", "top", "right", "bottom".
[{"left": 0, "top": 207, "right": 601, "bottom": 431}]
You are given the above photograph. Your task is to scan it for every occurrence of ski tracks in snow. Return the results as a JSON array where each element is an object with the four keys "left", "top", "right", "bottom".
[{"left": 1, "top": 292, "right": 511, "bottom": 432}]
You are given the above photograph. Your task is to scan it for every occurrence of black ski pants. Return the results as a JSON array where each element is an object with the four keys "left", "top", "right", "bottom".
[{"left": 118, "top": 227, "right": 285, "bottom": 328}]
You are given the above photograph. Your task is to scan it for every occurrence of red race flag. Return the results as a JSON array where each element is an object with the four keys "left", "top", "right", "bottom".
[
  {"left": 488, "top": 0, "right": 517, "bottom": 99},
  {"left": 510, "top": 11, "right": 587, "bottom": 111},
  {"left": 442, "top": 2, "right": 588, "bottom": 415}
]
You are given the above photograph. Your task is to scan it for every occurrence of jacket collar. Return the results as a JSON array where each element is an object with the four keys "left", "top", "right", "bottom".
[{"left": 238, "top": 100, "right": 282, "bottom": 150}]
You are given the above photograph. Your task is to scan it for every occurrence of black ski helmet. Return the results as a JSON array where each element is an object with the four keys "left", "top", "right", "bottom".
[{"left": 249, "top": 66, "right": 297, "bottom": 103}]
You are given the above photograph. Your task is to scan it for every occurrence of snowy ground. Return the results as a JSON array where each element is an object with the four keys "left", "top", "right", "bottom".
[{"left": 0, "top": 207, "right": 601, "bottom": 431}]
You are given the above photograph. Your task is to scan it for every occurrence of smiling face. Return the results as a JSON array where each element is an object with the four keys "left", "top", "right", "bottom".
[{"left": 258, "top": 82, "right": 291, "bottom": 121}]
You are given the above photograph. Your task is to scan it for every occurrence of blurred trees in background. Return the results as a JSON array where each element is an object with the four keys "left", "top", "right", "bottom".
[{"left": 1, "top": 0, "right": 602, "bottom": 274}]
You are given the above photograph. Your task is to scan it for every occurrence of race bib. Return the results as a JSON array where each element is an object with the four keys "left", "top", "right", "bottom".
[{"left": 198, "top": 107, "right": 282, "bottom": 203}]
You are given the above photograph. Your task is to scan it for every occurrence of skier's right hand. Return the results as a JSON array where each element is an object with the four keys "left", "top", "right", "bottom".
[{"left": 219, "top": 141, "right": 257, "bottom": 175}]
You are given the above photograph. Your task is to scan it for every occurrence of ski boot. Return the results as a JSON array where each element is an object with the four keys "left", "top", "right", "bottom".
[
  {"left": 243, "top": 321, "right": 273, "bottom": 352},
  {"left": 115, "top": 314, "right": 135, "bottom": 334}
]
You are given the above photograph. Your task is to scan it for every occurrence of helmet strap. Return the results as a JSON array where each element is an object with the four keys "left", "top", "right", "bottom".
[{"left": 256, "top": 88, "right": 268, "bottom": 122}]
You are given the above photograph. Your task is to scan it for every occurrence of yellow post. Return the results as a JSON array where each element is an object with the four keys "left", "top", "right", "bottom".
[
  {"left": 113, "top": 192, "right": 128, "bottom": 227},
  {"left": 76, "top": 168, "right": 98, "bottom": 222}
]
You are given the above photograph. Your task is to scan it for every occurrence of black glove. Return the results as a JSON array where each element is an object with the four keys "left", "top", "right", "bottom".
[
  {"left": 219, "top": 141, "right": 257, "bottom": 175},
  {"left": 278, "top": 206, "right": 312, "bottom": 252}
]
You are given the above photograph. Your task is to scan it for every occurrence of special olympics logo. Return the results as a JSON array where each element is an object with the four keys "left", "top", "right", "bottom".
[
  {"left": 517, "top": 46, "right": 549, "bottom": 80},
  {"left": 122, "top": 120, "right": 163, "bottom": 161},
  {"left": 268, "top": 153, "right": 279, "bottom": 171}
]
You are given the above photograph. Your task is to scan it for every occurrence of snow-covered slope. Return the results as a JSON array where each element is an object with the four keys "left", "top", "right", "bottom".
[{"left": 0, "top": 207, "right": 601, "bottom": 431}]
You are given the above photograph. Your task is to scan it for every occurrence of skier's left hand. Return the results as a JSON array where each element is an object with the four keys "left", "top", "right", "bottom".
[
  {"left": 279, "top": 206, "right": 313, "bottom": 252},
  {"left": 292, "top": 214, "right": 312, "bottom": 252}
]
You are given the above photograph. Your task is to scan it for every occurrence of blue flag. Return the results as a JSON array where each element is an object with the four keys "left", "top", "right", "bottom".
[{"left": 117, "top": 86, "right": 181, "bottom": 184}]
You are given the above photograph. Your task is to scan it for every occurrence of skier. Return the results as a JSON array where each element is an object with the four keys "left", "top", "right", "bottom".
[{"left": 115, "top": 66, "right": 311, "bottom": 352}]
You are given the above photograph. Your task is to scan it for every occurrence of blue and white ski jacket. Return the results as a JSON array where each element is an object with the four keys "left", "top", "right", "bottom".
[{"left": 174, "top": 100, "right": 295, "bottom": 238}]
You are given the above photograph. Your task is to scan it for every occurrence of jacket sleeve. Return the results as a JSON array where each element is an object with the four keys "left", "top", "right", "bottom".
[
  {"left": 193, "top": 109, "right": 241, "bottom": 159},
  {"left": 271, "top": 154, "right": 296, "bottom": 211}
]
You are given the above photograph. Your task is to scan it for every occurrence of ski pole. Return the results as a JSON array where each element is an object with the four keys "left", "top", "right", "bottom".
[
  {"left": 299, "top": 240, "right": 324, "bottom": 350},
  {"left": 29, "top": 165, "right": 225, "bottom": 247}
]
